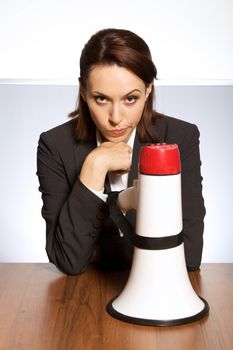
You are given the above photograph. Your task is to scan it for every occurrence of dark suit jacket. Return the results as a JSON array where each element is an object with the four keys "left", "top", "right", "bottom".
[{"left": 37, "top": 115, "right": 206, "bottom": 275}]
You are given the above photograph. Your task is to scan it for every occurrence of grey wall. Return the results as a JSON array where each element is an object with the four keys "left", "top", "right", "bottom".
[{"left": 0, "top": 84, "right": 232, "bottom": 262}]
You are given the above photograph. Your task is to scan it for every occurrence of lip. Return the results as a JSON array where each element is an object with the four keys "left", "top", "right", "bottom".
[{"left": 110, "top": 128, "right": 129, "bottom": 137}]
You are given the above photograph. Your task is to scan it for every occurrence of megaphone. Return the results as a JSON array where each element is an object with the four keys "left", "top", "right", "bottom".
[{"left": 107, "top": 144, "right": 209, "bottom": 326}]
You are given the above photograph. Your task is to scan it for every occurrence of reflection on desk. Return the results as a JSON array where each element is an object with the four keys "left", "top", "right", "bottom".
[{"left": 0, "top": 263, "right": 232, "bottom": 350}]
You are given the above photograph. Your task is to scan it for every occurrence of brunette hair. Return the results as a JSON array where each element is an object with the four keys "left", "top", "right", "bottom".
[{"left": 69, "top": 28, "right": 162, "bottom": 142}]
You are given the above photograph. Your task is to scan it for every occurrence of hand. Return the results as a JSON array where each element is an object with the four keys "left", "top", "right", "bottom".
[
  {"left": 79, "top": 142, "right": 132, "bottom": 191},
  {"left": 93, "top": 142, "right": 132, "bottom": 173},
  {"left": 117, "top": 179, "right": 139, "bottom": 213}
]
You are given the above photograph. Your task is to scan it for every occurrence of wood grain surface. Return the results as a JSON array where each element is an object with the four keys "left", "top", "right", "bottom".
[{"left": 0, "top": 263, "right": 232, "bottom": 350}]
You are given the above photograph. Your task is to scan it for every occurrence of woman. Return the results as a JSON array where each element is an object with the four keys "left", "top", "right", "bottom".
[{"left": 37, "top": 28, "right": 205, "bottom": 275}]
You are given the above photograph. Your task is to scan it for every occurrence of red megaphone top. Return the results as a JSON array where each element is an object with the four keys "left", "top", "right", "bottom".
[{"left": 139, "top": 144, "right": 181, "bottom": 175}]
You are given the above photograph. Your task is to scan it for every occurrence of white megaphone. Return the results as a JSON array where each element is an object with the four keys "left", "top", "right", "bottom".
[{"left": 107, "top": 143, "right": 209, "bottom": 326}]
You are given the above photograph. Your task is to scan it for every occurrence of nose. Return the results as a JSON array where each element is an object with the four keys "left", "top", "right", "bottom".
[{"left": 108, "top": 103, "right": 123, "bottom": 125}]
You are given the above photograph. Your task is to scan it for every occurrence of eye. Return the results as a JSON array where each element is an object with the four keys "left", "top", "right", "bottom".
[
  {"left": 125, "top": 95, "right": 138, "bottom": 104},
  {"left": 94, "top": 95, "right": 107, "bottom": 104}
]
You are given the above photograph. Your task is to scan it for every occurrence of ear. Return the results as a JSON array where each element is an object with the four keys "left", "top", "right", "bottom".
[
  {"left": 145, "top": 83, "right": 153, "bottom": 100},
  {"left": 79, "top": 83, "right": 87, "bottom": 102}
]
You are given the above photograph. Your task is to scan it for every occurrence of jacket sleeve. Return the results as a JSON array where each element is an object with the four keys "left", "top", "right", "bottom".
[
  {"left": 37, "top": 131, "right": 108, "bottom": 275},
  {"left": 179, "top": 124, "right": 206, "bottom": 271}
]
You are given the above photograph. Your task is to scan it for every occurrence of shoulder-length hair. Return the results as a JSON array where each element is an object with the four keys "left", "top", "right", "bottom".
[{"left": 69, "top": 28, "right": 162, "bottom": 143}]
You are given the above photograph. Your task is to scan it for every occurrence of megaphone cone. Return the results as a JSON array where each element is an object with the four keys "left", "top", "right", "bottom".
[{"left": 107, "top": 144, "right": 209, "bottom": 326}]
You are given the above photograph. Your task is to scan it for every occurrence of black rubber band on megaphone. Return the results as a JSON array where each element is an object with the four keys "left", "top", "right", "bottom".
[{"left": 107, "top": 191, "right": 183, "bottom": 250}]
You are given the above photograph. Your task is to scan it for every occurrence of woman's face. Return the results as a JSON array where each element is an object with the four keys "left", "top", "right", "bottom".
[{"left": 82, "top": 64, "right": 152, "bottom": 143}]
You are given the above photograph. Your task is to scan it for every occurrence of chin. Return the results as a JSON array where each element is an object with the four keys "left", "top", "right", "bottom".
[
  {"left": 107, "top": 131, "right": 132, "bottom": 143},
  {"left": 108, "top": 136, "right": 129, "bottom": 143}
]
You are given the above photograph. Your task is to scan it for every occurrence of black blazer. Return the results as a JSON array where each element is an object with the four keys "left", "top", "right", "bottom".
[{"left": 37, "top": 115, "right": 206, "bottom": 275}]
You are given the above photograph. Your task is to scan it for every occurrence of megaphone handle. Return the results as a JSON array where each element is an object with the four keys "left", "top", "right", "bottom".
[{"left": 107, "top": 191, "right": 183, "bottom": 251}]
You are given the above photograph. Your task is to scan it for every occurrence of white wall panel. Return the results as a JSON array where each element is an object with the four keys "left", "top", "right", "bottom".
[{"left": 0, "top": 0, "right": 232, "bottom": 81}]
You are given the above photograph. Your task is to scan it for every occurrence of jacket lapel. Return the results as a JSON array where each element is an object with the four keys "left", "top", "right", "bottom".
[{"left": 127, "top": 132, "right": 141, "bottom": 187}]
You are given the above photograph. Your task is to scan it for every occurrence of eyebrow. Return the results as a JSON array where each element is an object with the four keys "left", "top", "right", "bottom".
[{"left": 91, "top": 89, "right": 142, "bottom": 98}]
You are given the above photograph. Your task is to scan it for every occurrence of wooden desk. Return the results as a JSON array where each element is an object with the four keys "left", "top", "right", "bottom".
[{"left": 0, "top": 263, "right": 232, "bottom": 350}]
